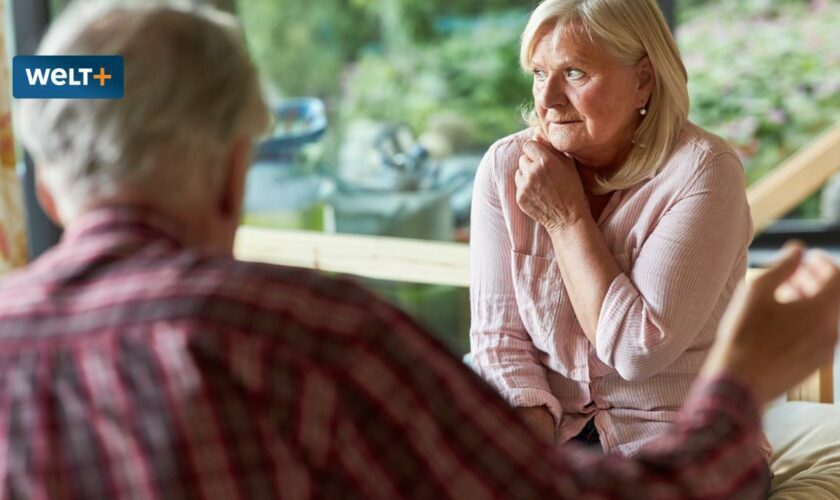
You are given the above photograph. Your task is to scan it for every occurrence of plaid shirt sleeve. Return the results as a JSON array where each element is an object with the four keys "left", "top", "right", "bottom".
[{"left": 318, "top": 291, "right": 770, "bottom": 499}]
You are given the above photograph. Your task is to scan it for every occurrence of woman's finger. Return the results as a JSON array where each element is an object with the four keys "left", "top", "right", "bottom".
[
  {"left": 514, "top": 166, "right": 529, "bottom": 193},
  {"left": 532, "top": 131, "right": 553, "bottom": 149},
  {"left": 522, "top": 140, "right": 552, "bottom": 163},
  {"left": 520, "top": 147, "right": 538, "bottom": 167},
  {"left": 518, "top": 155, "right": 532, "bottom": 173}
]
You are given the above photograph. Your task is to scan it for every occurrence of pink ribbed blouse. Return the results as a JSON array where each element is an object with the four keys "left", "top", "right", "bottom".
[{"left": 469, "top": 122, "right": 760, "bottom": 456}]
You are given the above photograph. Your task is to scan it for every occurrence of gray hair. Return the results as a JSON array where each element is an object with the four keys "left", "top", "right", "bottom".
[
  {"left": 17, "top": 1, "right": 271, "bottom": 217},
  {"left": 520, "top": 0, "right": 689, "bottom": 193}
]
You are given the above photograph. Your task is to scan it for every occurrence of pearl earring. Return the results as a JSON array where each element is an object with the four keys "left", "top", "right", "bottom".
[{"left": 640, "top": 108, "right": 647, "bottom": 116}]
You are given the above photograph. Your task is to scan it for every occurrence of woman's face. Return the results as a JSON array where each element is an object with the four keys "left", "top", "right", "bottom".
[{"left": 530, "top": 25, "right": 653, "bottom": 170}]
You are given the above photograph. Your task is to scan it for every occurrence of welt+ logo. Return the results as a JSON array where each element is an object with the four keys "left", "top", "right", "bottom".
[{"left": 13, "top": 55, "right": 124, "bottom": 99}]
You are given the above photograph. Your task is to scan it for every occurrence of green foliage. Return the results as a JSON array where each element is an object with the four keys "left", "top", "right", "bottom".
[
  {"left": 339, "top": 11, "right": 532, "bottom": 150},
  {"left": 386, "top": 0, "right": 534, "bottom": 42},
  {"left": 344, "top": 0, "right": 533, "bottom": 42},
  {"left": 238, "top": 0, "right": 380, "bottom": 97},
  {"left": 238, "top": 0, "right": 532, "bottom": 99},
  {"left": 678, "top": 0, "right": 840, "bottom": 216}
]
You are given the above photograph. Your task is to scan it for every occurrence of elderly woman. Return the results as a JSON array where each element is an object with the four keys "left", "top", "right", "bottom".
[{"left": 470, "top": 0, "right": 763, "bottom": 456}]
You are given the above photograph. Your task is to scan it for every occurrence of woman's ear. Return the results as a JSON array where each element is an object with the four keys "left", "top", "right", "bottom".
[{"left": 635, "top": 56, "right": 656, "bottom": 106}]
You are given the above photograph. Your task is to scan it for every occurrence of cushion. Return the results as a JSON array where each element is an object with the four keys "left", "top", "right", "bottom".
[{"left": 765, "top": 402, "right": 840, "bottom": 499}]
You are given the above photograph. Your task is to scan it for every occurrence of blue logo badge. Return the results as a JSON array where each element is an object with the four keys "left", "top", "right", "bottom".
[{"left": 13, "top": 55, "right": 124, "bottom": 99}]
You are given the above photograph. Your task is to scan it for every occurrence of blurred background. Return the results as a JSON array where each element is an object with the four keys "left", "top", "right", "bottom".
[
  {"left": 5, "top": 0, "right": 840, "bottom": 354},
  {"left": 237, "top": 0, "right": 840, "bottom": 353}
]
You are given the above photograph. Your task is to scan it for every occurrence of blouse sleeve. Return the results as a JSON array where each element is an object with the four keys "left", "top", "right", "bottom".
[
  {"left": 595, "top": 152, "right": 753, "bottom": 381},
  {"left": 469, "top": 141, "right": 563, "bottom": 423}
]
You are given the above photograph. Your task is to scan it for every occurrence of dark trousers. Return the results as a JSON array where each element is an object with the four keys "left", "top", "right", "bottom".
[{"left": 571, "top": 418, "right": 602, "bottom": 451}]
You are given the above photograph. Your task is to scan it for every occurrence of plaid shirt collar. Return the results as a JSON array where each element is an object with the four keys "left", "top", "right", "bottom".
[{"left": 61, "top": 205, "right": 190, "bottom": 249}]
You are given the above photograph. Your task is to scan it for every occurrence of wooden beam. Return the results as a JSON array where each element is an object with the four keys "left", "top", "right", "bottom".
[
  {"left": 235, "top": 226, "right": 470, "bottom": 287},
  {"left": 787, "top": 362, "right": 834, "bottom": 404},
  {"left": 748, "top": 124, "right": 840, "bottom": 234}
]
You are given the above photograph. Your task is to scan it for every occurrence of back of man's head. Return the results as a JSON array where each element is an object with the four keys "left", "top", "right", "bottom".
[{"left": 17, "top": 1, "right": 271, "bottom": 221}]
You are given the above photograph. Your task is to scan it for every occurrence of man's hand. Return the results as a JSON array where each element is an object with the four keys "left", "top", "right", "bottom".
[
  {"left": 703, "top": 243, "right": 840, "bottom": 404},
  {"left": 516, "top": 406, "right": 556, "bottom": 445}
]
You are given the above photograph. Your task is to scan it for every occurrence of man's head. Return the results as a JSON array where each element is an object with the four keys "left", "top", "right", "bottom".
[{"left": 17, "top": 1, "right": 271, "bottom": 252}]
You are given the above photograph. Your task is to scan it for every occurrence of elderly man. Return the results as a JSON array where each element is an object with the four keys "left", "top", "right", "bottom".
[{"left": 2, "top": 2, "right": 838, "bottom": 499}]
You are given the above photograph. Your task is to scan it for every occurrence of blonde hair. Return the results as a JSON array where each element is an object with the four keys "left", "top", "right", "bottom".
[
  {"left": 17, "top": 1, "right": 271, "bottom": 218},
  {"left": 519, "top": 0, "right": 689, "bottom": 193}
]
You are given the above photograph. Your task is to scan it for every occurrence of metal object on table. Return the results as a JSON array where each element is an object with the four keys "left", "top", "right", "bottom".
[
  {"left": 327, "top": 122, "right": 475, "bottom": 241},
  {"left": 254, "top": 97, "right": 327, "bottom": 163},
  {"left": 243, "top": 98, "right": 332, "bottom": 230}
]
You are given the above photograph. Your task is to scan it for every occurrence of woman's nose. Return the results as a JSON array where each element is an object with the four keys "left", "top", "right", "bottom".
[{"left": 536, "top": 75, "right": 568, "bottom": 108}]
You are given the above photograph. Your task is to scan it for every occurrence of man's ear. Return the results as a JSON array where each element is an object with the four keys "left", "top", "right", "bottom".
[
  {"left": 34, "top": 173, "right": 63, "bottom": 228},
  {"left": 635, "top": 56, "right": 656, "bottom": 107},
  {"left": 218, "top": 137, "right": 253, "bottom": 221}
]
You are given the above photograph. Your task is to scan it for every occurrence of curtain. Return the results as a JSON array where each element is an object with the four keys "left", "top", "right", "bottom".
[{"left": 0, "top": 0, "right": 26, "bottom": 273}]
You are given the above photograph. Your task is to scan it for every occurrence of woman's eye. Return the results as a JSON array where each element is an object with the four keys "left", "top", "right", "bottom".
[
  {"left": 532, "top": 68, "right": 547, "bottom": 82},
  {"left": 566, "top": 68, "right": 585, "bottom": 80}
]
